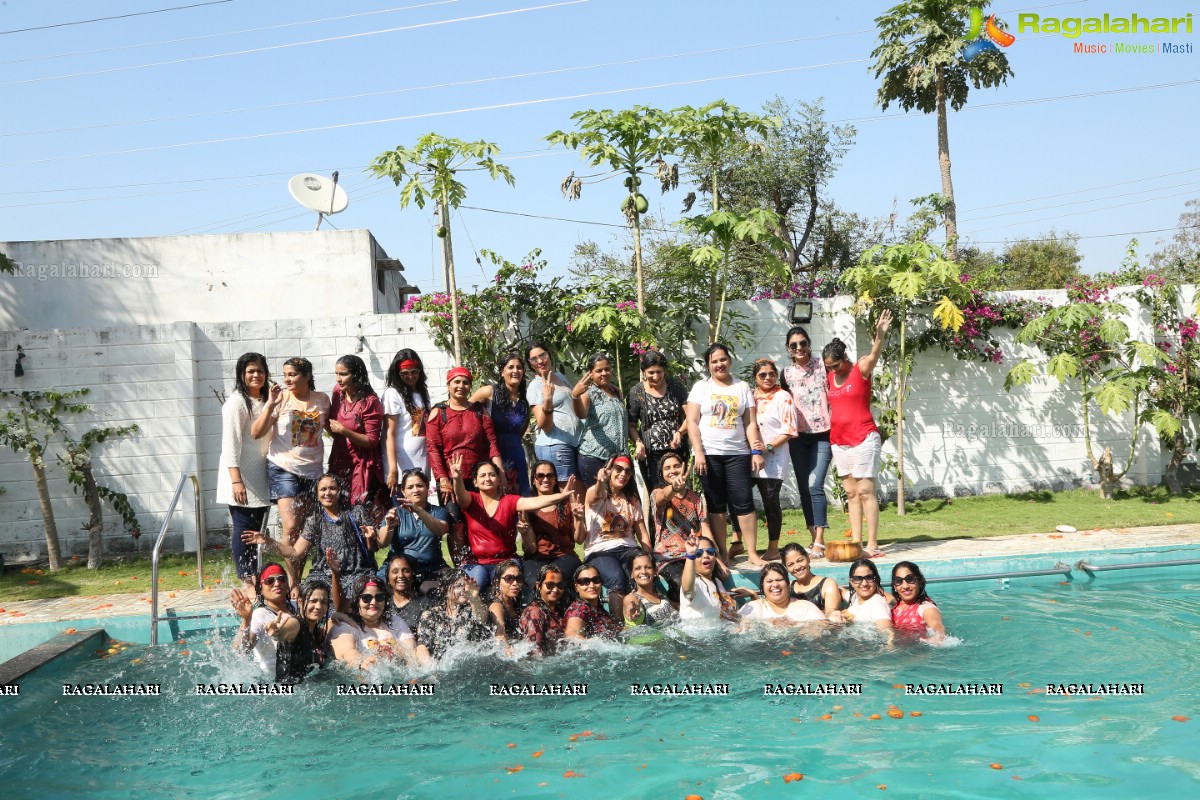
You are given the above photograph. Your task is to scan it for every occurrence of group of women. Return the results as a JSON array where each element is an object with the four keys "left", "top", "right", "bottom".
[{"left": 221, "top": 316, "right": 926, "bottom": 682}]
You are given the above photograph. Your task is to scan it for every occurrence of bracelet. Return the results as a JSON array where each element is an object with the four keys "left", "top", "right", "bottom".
[
  {"left": 751, "top": 449, "right": 763, "bottom": 456},
  {"left": 232, "top": 480, "right": 244, "bottom": 485},
  {"left": 685, "top": 552, "right": 698, "bottom": 560}
]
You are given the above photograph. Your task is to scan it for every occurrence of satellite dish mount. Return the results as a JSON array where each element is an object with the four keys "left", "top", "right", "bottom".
[{"left": 288, "top": 171, "right": 350, "bottom": 230}]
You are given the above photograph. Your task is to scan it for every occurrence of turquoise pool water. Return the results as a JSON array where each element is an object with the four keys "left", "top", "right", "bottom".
[{"left": 2, "top": 567, "right": 1198, "bottom": 799}]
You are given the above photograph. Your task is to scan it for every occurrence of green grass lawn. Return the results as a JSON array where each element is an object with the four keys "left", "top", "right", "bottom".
[{"left": 2, "top": 487, "right": 1196, "bottom": 602}]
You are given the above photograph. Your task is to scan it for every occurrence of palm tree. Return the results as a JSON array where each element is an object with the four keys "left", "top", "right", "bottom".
[{"left": 872, "top": 0, "right": 1013, "bottom": 260}]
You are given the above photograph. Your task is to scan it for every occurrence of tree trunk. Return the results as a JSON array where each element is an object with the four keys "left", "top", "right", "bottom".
[
  {"left": 707, "top": 272, "right": 718, "bottom": 345},
  {"left": 440, "top": 197, "right": 463, "bottom": 364},
  {"left": 632, "top": 183, "right": 646, "bottom": 316},
  {"left": 792, "top": 183, "right": 819, "bottom": 271},
  {"left": 79, "top": 462, "right": 105, "bottom": 569},
  {"left": 935, "top": 66, "right": 958, "bottom": 262},
  {"left": 1163, "top": 429, "right": 1186, "bottom": 495},
  {"left": 31, "top": 458, "right": 62, "bottom": 571},
  {"left": 896, "top": 312, "right": 907, "bottom": 516}
]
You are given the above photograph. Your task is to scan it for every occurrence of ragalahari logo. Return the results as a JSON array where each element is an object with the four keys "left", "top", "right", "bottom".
[{"left": 964, "top": 6, "right": 1015, "bottom": 62}]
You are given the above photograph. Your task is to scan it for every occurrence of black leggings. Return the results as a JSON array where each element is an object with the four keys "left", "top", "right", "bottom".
[{"left": 752, "top": 477, "right": 783, "bottom": 542}]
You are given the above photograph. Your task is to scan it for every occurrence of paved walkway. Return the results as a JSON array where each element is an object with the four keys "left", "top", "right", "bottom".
[{"left": 3, "top": 524, "right": 1199, "bottom": 626}]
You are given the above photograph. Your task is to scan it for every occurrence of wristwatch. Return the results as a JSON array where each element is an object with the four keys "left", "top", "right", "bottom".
[{"left": 765, "top": 443, "right": 775, "bottom": 454}]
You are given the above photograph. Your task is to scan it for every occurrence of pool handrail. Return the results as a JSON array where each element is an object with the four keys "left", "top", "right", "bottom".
[
  {"left": 915, "top": 563, "right": 1073, "bottom": 585},
  {"left": 1075, "top": 558, "right": 1200, "bottom": 575},
  {"left": 149, "top": 473, "right": 205, "bottom": 646}
]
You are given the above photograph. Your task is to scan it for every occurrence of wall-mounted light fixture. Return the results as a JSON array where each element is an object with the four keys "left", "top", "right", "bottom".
[{"left": 788, "top": 300, "right": 814, "bottom": 324}]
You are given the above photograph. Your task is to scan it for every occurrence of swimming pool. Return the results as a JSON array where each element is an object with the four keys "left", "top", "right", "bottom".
[{"left": 2, "top": 566, "right": 1197, "bottom": 798}]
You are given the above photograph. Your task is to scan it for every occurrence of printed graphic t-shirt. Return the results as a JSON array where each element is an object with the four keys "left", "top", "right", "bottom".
[{"left": 687, "top": 379, "right": 755, "bottom": 455}]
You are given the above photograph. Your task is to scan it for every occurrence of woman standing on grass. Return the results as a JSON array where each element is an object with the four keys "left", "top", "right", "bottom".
[
  {"left": 751, "top": 358, "right": 797, "bottom": 562},
  {"left": 573, "top": 352, "right": 629, "bottom": 488},
  {"left": 823, "top": 310, "right": 892, "bottom": 558},
  {"left": 382, "top": 349, "right": 431, "bottom": 488},
  {"left": 627, "top": 350, "right": 689, "bottom": 494},
  {"left": 218, "top": 352, "right": 271, "bottom": 588},
  {"left": 427, "top": 366, "right": 504, "bottom": 502},
  {"left": 781, "top": 325, "right": 832, "bottom": 558},
  {"left": 470, "top": 352, "right": 532, "bottom": 496},
  {"left": 253, "top": 356, "right": 330, "bottom": 587},
  {"left": 525, "top": 342, "right": 580, "bottom": 481},
  {"left": 685, "top": 343, "right": 767, "bottom": 565},
  {"left": 328, "top": 354, "right": 385, "bottom": 509}
]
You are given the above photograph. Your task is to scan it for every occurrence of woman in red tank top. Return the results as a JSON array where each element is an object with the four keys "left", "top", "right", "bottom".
[{"left": 823, "top": 310, "right": 891, "bottom": 557}]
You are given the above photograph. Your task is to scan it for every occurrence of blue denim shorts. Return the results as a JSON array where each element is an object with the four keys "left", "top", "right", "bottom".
[{"left": 267, "top": 461, "right": 317, "bottom": 502}]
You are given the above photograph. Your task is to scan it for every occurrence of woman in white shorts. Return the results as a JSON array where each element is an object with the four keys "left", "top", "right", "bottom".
[{"left": 822, "top": 310, "right": 891, "bottom": 557}]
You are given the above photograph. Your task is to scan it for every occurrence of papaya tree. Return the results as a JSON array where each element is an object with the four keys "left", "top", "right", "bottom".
[
  {"left": 872, "top": 0, "right": 1014, "bottom": 259},
  {"left": 0, "top": 388, "right": 139, "bottom": 570},
  {"left": 669, "top": 100, "right": 789, "bottom": 342},
  {"left": 370, "top": 134, "right": 515, "bottom": 362},
  {"left": 547, "top": 106, "right": 678, "bottom": 315},
  {"left": 839, "top": 239, "right": 970, "bottom": 514},
  {"left": 1004, "top": 271, "right": 1163, "bottom": 499}
]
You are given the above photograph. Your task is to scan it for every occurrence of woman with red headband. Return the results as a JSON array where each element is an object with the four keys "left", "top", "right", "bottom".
[
  {"left": 427, "top": 366, "right": 504, "bottom": 503},
  {"left": 330, "top": 574, "right": 417, "bottom": 669},
  {"left": 579, "top": 454, "right": 652, "bottom": 623},
  {"left": 230, "top": 562, "right": 297, "bottom": 676},
  {"left": 382, "top": 349, "right": 431, "bottom": 489}
]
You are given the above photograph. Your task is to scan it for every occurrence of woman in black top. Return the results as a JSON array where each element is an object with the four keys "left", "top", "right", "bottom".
[
  {"left": 627, "top": 350, "right": 690, "bottom": 495},
  {"left": 487, "top": 558, "right": 525, "bottom": 650},
  {"left": 781, "top": 543, "right": 843, "bottom": 620},
  {"left": 273, "top": 579, "right": 335, "bottom": 684}
]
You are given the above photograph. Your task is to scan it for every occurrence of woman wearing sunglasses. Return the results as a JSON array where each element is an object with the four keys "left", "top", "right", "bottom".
[
  {"left": 738, "top": 562, "right": 826, "bottom": 626},
  {"left": 231, "top": 562, "right": 297, "bottom": 676},
  {"left": 751, "top": 358, "right": 798, "bottom": 562},
  {"left": 330, "top": 575, "right": 417, "bottom": 670},
  {"left": 781, "top": 543, "right": 844, "bottom": 621},
  {"left": 841, "top": 558, "right": 893, "bottom": 633},
  {"left": 376, "top": 468, "right": 449, "bottom": 590},
  {"left": 678, "top": 537, "right": 746, "bottom": 624},
  {"left": 519, "top": 564, "right": 570, "bottom": 657},
  {"left": 564, "top": 564, "right": 624, "bottom": 640},
  {"left": 580, "top": 454, "right": 653, "bottom": 623},
  {"left": 487, "top": 558, "right": 526, "bottom": 649},
  {"left": 415, "top": 570, "right": 496, "bottom": 663},
  {"left": 520, "top": 460, "right": 584, "bottom": 592},
  {"left": 780, "top": 326, "right": 832, "bottom": 558},
  {"left": 890, "top": 561, "right": 945, "bottom": 642}
]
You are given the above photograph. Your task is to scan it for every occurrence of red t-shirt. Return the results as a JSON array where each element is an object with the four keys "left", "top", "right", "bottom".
[
  {"left": 462, "top": 492, "right": 520, "bottom": 564},
  {"left": 827, "top": 364, "right": 878, "bottom": 447}
]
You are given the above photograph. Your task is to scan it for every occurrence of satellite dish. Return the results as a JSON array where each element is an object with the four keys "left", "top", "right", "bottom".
[{"left": 288, "top": 171, "right": 349, "bottom": 230}]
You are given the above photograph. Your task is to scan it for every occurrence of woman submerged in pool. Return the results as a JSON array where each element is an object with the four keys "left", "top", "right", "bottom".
[
  {"left": 890, "top": 561, "right": 945, "bottom": 643},
  {"left": 782, "top": 542, "right": 844, "bottom": 621},
  {"left": 273, "top": 579, "right": 337, "bottom": 684},
  {"left": 678, "top": 536, "right": 749, "bottom": 624},
  {"left": 738, "top": 563, "right": 826, "bottom": 628},
  {"left": 622, "top": 551, "right": 678, "bottom": 629},
  {"left": 841, "top": 558, "right": 893, "bottom": 636},
  {"left": 415, "top": 570, "right": 496, "bottom": 663},
  {"left": 329, "top": 575, "right": 417, "bottom": 670}
]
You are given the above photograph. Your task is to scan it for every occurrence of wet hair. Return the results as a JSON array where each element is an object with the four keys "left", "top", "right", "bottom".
[
  {"left": 846, "top": 558, "right": 883, "bottom": 596},
  {"left": 400, "top": 469, "right": 429, "bottom": 492},
  {"left": 488, "top": 559, "right": 524, "bottom": 606},
  {"left": 314, "top": 472, "right": 346, "bottom": 511},
  {"left": 282, "top": 356, "right": 317, "bottom": 391},
  {"left": 299, "top": 579, "right": 332, "bottom": 616},
  {"left": 385, "top": 349, "right": 431, "bottom": 417},
  {"left": 335, "top": 354, "right": 376, "bottom": 400},
  {"left": 233, "top": 352, "right": 269, "bottom": 411},
  {"left": 822, "top": 338, "right": 849, "bottom": 363},
  {"left": 349, "top": 574, "right": 393, "bottom": 628},
  {"left": 386, "top": 554, "right": 416, "bottom": 599},
  {"left": 780, "top": 542, "right": 809, "bottom": 566},
  {"left": 530, "top": 459, "right": 561, "bottom": 494},
  {"left": 491, "top": 352, "right": 528, "bottom": 415},
  {"left": 702, "top": 343, "right": 732, "bottom": 373},
  {"left": 533, "top": 564, "right": 567, "bottom": 612},
  {"left": 758, "top": 562, "right": 790, "bottom": 591},
  {"left": 573, "top": 563, "right": 602, "bottom": 586},
  {"left": 639, "top": 350, "right": 668, "bottom": 371},
  {"left": 891, "top": 561, "right": 932, "bottom": 605},
  {"left": 625, "top": 550, "right": 657, "bottom": 583},
  {"left": 440, "top": 569, "right": 476, "bottom": 612},
  {"left": 692, "top": 537, "right": 728, "bottom": 594},
  {"left": 254, "top": 562, "right": 288, "bottom": 596}
]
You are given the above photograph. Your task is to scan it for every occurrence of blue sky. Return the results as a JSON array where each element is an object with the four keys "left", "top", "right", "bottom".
[{"left": 2, "top": 0, "right": 1197, "bottom": 293}]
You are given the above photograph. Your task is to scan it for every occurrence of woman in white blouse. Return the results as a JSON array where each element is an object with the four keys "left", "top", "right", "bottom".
[{"left": 217, "top": 353, "right": 271, "bottom": 589}]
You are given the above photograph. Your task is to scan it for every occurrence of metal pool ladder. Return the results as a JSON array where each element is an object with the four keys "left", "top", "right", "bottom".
[{"left": 149, "top": 473, "right": 207, "bottom": 646}]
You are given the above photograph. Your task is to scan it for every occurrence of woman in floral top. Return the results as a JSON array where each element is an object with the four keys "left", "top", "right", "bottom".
[
  {"left": 564, "top": 564, "right": 623, "bottom": 640},
  {"left": 518, "top": 563, "right": 570, "bottom": 656},
  {"left": 780, "top": 325, "right": 832, "bottom": 558},
  {"left": 752, "top": 358, "right": 799, "bottom": 562},
  {"left": 652, "top": 452, "right": 712, "bottom": 601},
  {"left": 627, "top": 350, "right": 689, "bottom": 496}
]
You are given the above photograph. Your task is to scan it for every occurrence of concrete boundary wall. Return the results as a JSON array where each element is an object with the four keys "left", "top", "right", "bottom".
[{"left": 0, "top": 288, "right": 1193, "bottom": 562}]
